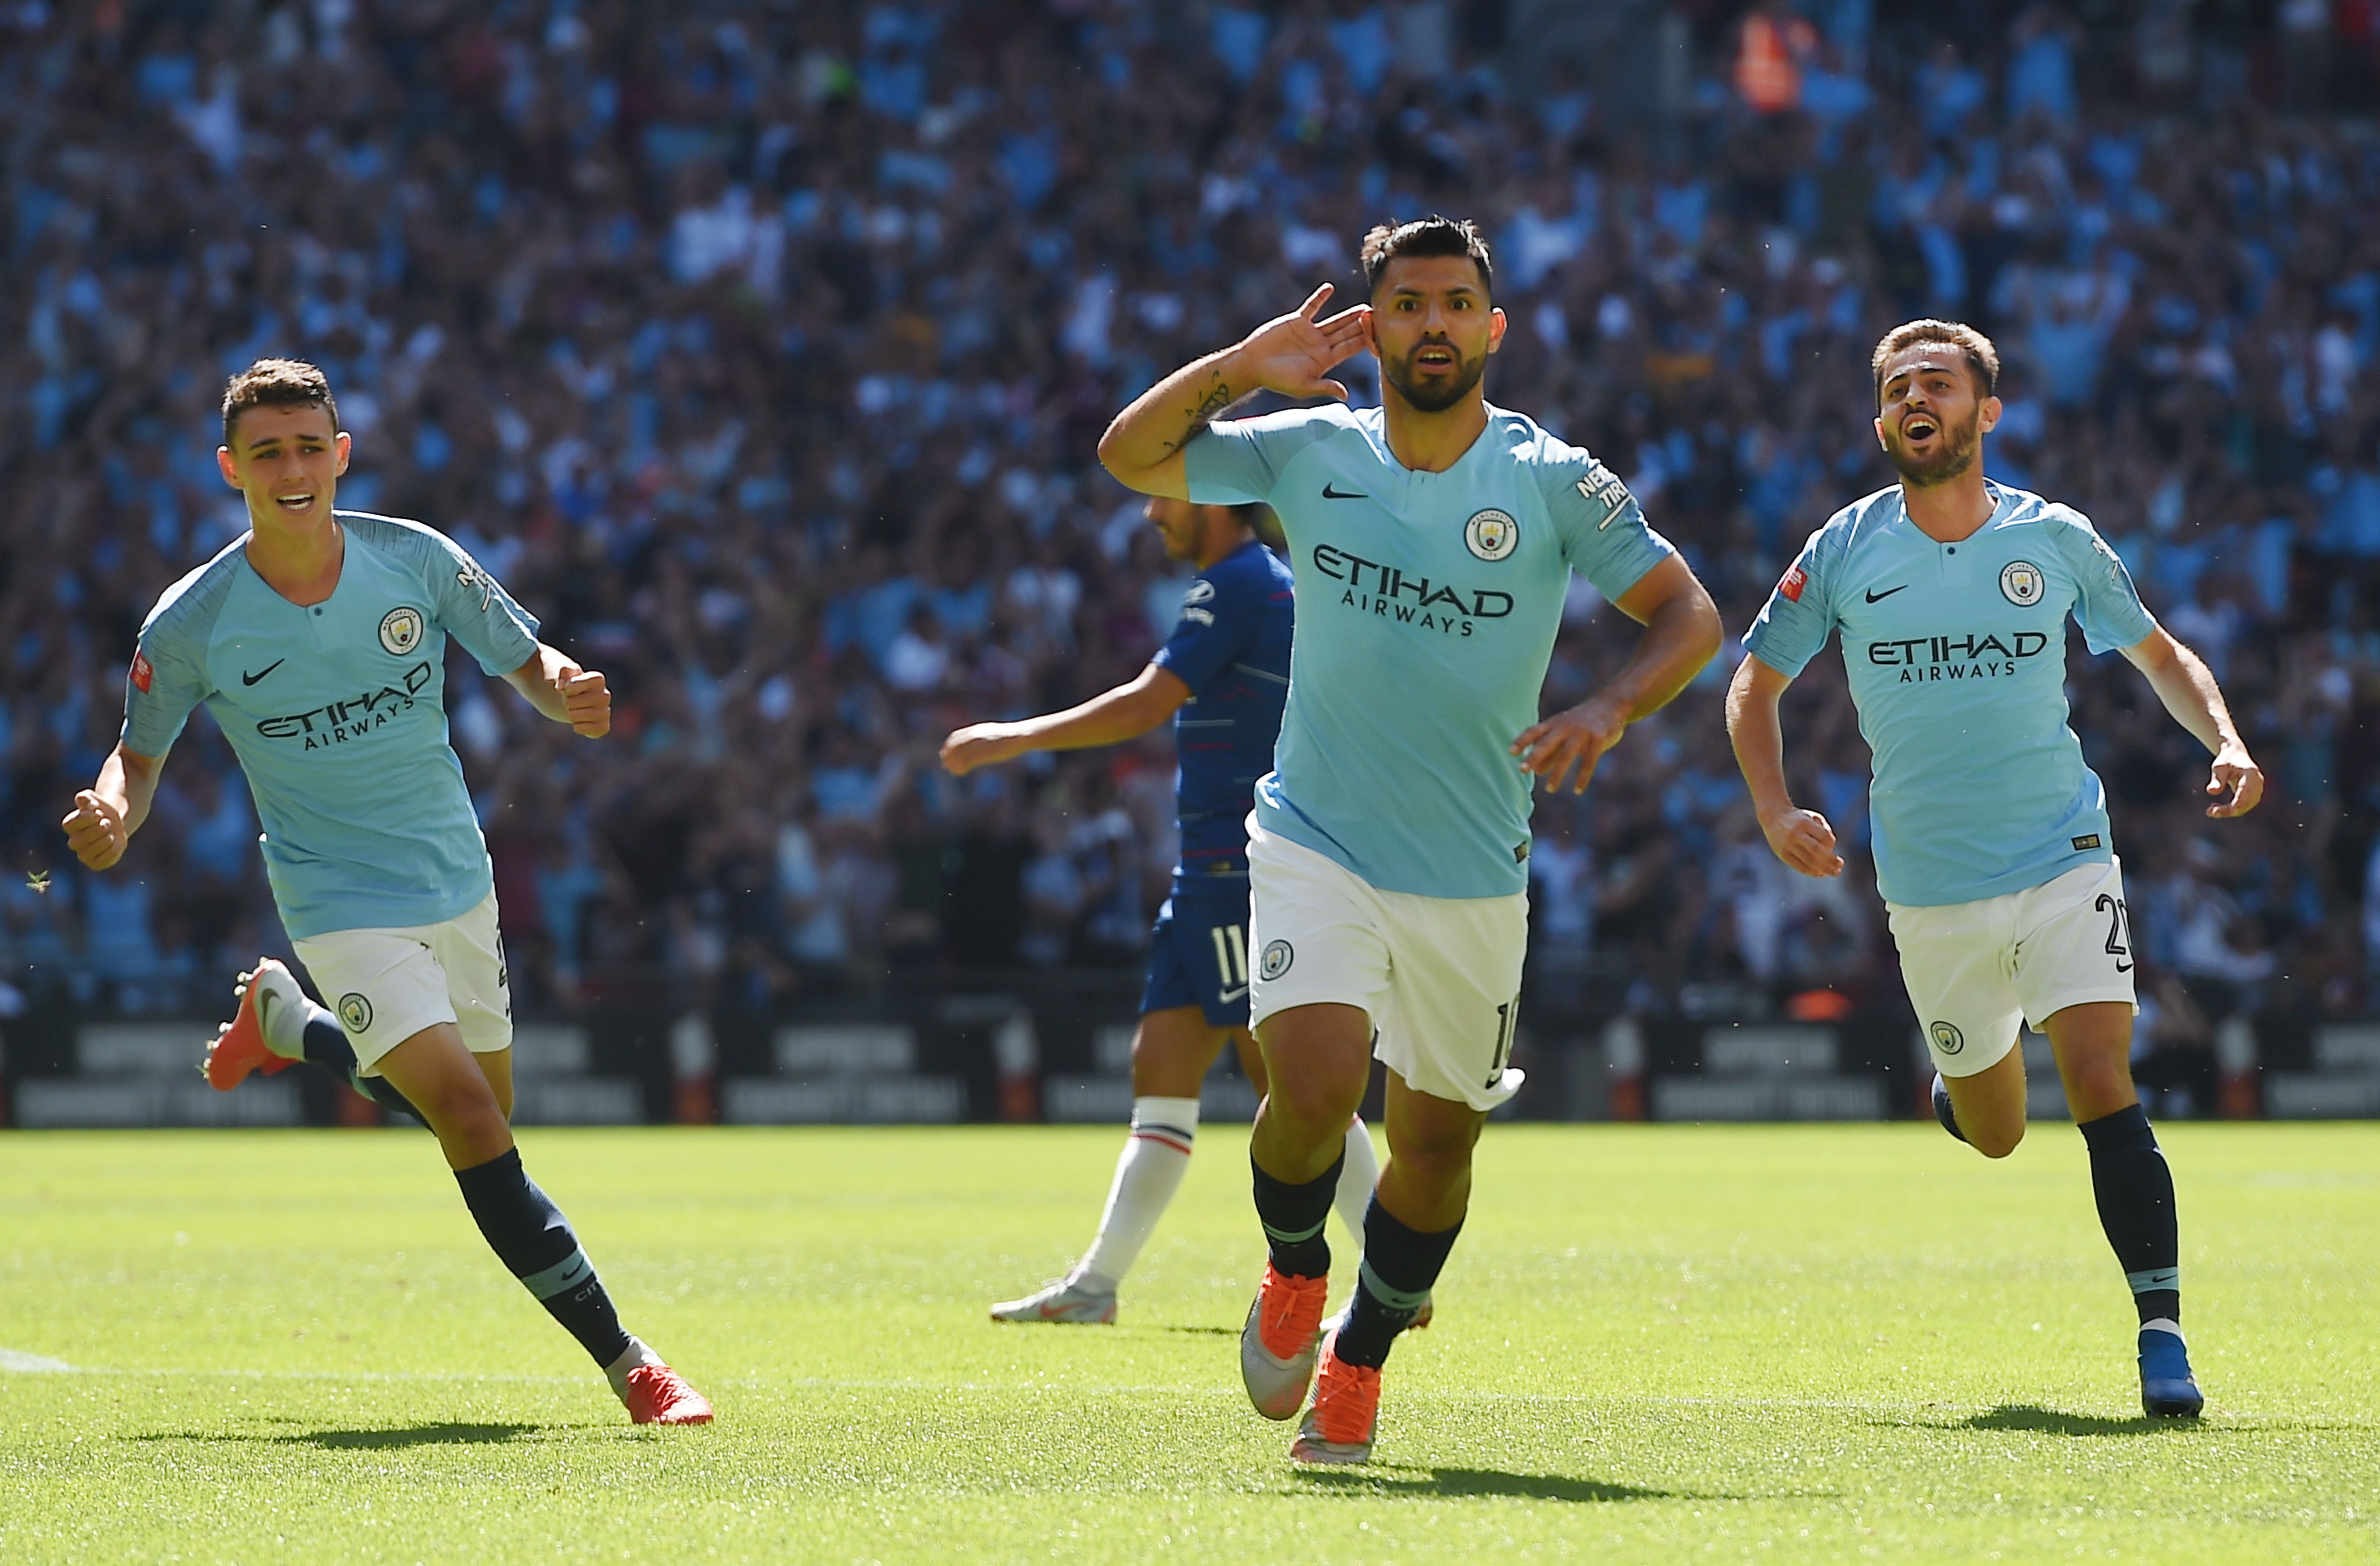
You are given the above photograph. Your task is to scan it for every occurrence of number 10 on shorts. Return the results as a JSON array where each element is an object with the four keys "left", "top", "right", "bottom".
[{"left": 1488, "top": 997, "right": 1519, "bottom": 1088}]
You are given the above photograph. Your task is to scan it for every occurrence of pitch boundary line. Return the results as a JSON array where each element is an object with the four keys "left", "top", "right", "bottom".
[{"left": 0, "top": 1347, "right": 77, "bottom": 1373}]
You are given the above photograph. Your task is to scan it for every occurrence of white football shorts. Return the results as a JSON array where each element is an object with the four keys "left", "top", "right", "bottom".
[
  {"left": 1246, "top": 815, "right": 1528, "bottom": 1112},
  {"left": 1887, "top": 857, "right": 2137, "bottom": 1079},
  {"left": 290, "top": 891, "right": 514, "bottom": 1075}
]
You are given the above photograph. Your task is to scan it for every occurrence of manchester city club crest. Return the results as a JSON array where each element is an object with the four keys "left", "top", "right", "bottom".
[
  {"left": 378, "top": 605, "right": 425, "bottom": 655},
  {"left": 337, "top": 992, "right": 375, "bottom": 1033},
  {"left": 1260, "top": 940, "right": 1294, "bottom": 980},
  {"left": 1999, "top": 560, "right": 2045, "bottom": 606},
  {"left": 1929, "top": 1020, "right": 1965, "bottom": 1056},
  {"left": 1465, "top": 508, "right": 1519, "bottom": 561}
]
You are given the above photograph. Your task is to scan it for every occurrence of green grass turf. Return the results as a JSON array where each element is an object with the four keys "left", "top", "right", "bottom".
[{"left": 0, "top": 1122, "right": 2373, "bottom": 1564}]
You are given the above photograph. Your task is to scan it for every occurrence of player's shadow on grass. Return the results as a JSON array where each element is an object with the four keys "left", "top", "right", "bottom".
[
  {"left": 1298, "top": 1465, "right": 1675, "bottom": 1503},
  {"left": 130, "top": 1422, "right": 546, "bottom": 1449},
  {"left": 1955, "top": 1405, "right": 2184, "bottom": 1437}
]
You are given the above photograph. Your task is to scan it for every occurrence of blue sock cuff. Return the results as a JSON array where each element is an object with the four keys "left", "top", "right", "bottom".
[
  {"left": 2078, "top": 1102, "right": 2155, "bottom": 1152},
  {"left": 1355, "top": 1258, "right": 1434, "bottom": 1314},
  {"left": 519, "top": 1246, "right": 595, "bottom": 1301},
  {"left": 1358, "top": 1198, "right": 1464, "bottom": 1295}
]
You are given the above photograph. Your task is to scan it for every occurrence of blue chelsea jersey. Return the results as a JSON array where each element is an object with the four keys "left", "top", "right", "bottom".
[
  {"left": 121, "top": 512, "right": 541, "bottom": 938},
  {"left": 1184, "top": 402, "right": 1674, "bottom": 899},
  {"left": 1742, "top": 483, "right": 2158, "bottom": 907},
  {"left": 1149, "top": 538, "right": 1294, "bottom": 876}
]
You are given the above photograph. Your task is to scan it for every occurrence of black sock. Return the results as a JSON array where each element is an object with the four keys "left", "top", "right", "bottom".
[
  {"left": 452, "top": 1147, "right": 633, "bottom": 1367},
  {"left": 2077, "top": 1103, "right": 2181, "bottom": 1326},
  {"left": 1335, "top": 1198, "right": 1463, "bottom": 1370},
  {"left": 1252, "top": 1150, "right": 1344, "bottom": 1279},
  {"left": 299, "top": 1017, "right": 428, "bottom": 1127}
]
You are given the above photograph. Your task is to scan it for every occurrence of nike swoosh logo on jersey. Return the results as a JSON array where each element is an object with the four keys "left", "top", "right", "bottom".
[
  {"left": 1322, "top": 483, "right": 1368, "bottom": 500},
  {"left": 1864, "top": 585, "right": 1908, "bottom": 603},
  {"left": 242, "top": 659, "right": 286, "bottom": 685}
]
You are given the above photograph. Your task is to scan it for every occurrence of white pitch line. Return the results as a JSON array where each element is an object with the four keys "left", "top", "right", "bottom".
[
  {"left": 0, "top": 1347, "right": 77, "bottom": 1373},
  {"left": 17, "top": 1364, "right": 580, "bottom": 1385}
]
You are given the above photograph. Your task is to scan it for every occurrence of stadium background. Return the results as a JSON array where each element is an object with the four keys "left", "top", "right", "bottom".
[{"left": 5, "top": 0, "right": 2380, "bottom": 1131}]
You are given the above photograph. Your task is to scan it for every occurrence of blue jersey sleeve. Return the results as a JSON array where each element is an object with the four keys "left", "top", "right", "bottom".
[
  {"left": 1742, "top": 520, "right": 1843, "bottom": 678},
  {"left": 121, "top": 618, "right": 211, "bottom": 758},
  {"left": 1151, "top": 564, "right": 1259, "bottom": 695},
  {"left": 2047, "top": 507, "right": 2157, "bottom": 654},
  {"left": 365, "top": 516, "right": 541, "bottom": 675},
  {"left": 1181, "top": 407, "right": 1343, "bottom": 506},
  {"left": 1537, "top": 443, "right": 1675, "bottom": 600},
  {"left": 120, "top": 560, "right": 237, "bottom": 758}
]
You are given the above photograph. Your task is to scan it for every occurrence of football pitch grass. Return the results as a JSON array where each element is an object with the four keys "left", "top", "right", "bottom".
[{"left": 1, "top": 1123, "right": 2373, "bottom": 1563}]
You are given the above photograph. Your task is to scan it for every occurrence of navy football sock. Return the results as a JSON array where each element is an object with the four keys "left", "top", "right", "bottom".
[
  {"left": 453, "top": 1147, "right": 633, "bottom": 1367},
  {"left": 1334, "top": 1198, "right": 1462, "bottom": 1370},
  {"left": 1930, "top": 1074, "right": 1967, "bottom": 1143},
  {"left": 299, "top": 1016, "right": 427, "bottom": 1126},
  {"left": 1252, "top": 1150, "right": 1344, "bottom": 1280},
  {"left": 2078, "top": 1103, "right": 2181, "bottom": 1326}
]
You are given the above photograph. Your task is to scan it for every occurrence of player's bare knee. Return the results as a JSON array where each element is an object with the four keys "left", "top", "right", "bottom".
[
  {"left": 1269, "top": 1073, "right": 1364, "bottom": 1141},
  {"left": 1128, "top": 1016, "right": 1221, "bottom": 1099},
  {"left": 1970, "top": 1119, "right": 2024, "bottom": 1159},
  {"left": 1387, "top": 1122, "right": 1477, "bottom": 1179},
  {"left": 2062, "top": 1065, "right": 2136, "bottom": 1122},
  {"left": 416, "top": 1073, "right": 507, "bottom": 1141}
]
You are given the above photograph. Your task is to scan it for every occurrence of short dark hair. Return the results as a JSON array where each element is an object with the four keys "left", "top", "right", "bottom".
[
  {"left": 1360, "top": 216, "right": 1493, "bottom": 299},
  {"left": 222, "top": 358, "right": 340, "bottom": 447},
  {"left": 1870, "top": 320, "right": 1999, "bottom": 407}
]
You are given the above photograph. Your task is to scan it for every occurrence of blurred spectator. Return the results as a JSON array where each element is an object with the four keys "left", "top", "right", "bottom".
[{"left": 0, "top": 1, "right": 2372, "bottom": 1072}]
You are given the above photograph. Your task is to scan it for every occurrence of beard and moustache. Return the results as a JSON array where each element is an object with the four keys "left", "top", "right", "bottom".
[
  {"left": 1885, "top": 406, "right": 1982, "bottom": 488},
  {"left": 1381, "top": 336, "right": 1490, "bottom": 413}
]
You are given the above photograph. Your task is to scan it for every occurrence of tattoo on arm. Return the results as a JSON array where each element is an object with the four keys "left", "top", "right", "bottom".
[
  {"left": 1159, "top": 373, "right": 1237, "bottom": 455},
  {"left": 1183, "top": 373, "right": 1234, "bottom": 427}
]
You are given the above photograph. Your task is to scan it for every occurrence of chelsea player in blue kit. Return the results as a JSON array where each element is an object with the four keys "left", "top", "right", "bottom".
[
  {"left": 1728, "top": 322, "right": 2265, "bottom": 1419},
  {"left": 60, "top": 360, "right": 711, "bottom": 1425},
  {"left": 1100, "top": 219, "right": 1723, "bottom": 1462},
  {"left": 944, "top": 496, "right": 1382, "bottom": 1325}
]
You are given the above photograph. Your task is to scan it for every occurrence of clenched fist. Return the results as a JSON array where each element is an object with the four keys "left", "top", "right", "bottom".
[{"left": 61, "top": 789, "right": 129, "bottom": 871}]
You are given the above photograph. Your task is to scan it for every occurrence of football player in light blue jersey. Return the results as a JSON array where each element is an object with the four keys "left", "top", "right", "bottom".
[
  {"left": 1100, "top": 216, "right": 1722, "bottom": 1464},
  {"left": 1729, "top": 321, "right": 2266, "bottom": 1419},
  {"left": 60, "top": 359, "right": 710, "bottom": 1426}
]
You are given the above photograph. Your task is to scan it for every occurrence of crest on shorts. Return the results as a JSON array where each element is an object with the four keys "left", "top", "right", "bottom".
[
  {"left": 1464, "top": 508, "right": 1519, "bottom": 561},
  {"left": 337, "top": 993, "right": 374, "bottom": 1033},
  {"left": 1929, "top": 1020, "right": 1964, "bottom": 1056},
  {"left": 1999, "top": 560, "right": 2044, "bottom": 607},
  {"left": 1260, "top": 940, "right": 1294, "bottom": 980},
  {"left": 378, "top": 606, "right": 425, "bottom": 656}
]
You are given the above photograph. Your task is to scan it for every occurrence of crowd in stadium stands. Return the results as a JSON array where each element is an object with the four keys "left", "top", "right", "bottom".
[{"left": 6, "top": 1, "right": 2380, "bottom": 1105}]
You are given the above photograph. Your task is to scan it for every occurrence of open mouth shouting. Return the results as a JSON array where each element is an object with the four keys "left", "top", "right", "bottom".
[
  {"left": 1412, "top": 341, "right": 1459, "bottom": 374},
  {"left": 1900, "top": 412, "right": 1939, "bottom": 447}
]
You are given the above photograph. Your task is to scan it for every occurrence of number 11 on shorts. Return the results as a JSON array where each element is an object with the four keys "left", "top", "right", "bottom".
[{"left": 1211, "top": 923, "right": 1249, "bottom": 995}]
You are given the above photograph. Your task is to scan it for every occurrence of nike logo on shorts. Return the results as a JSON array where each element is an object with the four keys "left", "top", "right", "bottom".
[{"left": 1219, "top": 985, "right": 1249, "bottom": 1003}]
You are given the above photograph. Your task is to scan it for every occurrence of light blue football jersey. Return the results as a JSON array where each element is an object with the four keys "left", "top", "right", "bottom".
[
  {"left": 1742, "top": 483, "right": 2158, "bottom": 907},
  {"left": 1184, "top": 402, "right": 1674, "bottom": 899},
  {"left": 121, "top": 512, "right": 541, "bottom": 938}
]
